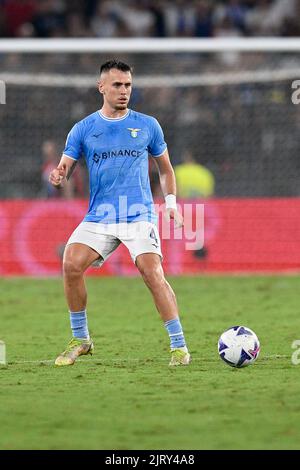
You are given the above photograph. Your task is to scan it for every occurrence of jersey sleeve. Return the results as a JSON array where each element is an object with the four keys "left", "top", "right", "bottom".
[
  {"left": 148, "top": 118, "right": 167, "bottom": 157},
  {"left": 63, "top": 122, "right": 83, "bottom": 160}
]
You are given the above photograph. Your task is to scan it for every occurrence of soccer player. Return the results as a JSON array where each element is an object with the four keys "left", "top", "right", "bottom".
[{"left": 49, "top": 60, "right": 190, "bottom": 367}]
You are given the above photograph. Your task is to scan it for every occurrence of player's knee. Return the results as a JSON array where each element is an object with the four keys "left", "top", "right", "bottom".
[
  {"left": 140, "top": 265, "right": 165, "bottom": 289},
  {"left": 63, "top": 258, "right": 83, "bottom": 278}
]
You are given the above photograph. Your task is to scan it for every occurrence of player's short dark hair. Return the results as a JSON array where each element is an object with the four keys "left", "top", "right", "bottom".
[{"left": 100, "top": 60, "right": 132, "bottom": 75}]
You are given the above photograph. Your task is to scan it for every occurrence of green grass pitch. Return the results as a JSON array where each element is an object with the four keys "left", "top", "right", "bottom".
[{"left": 0, "top": 275, "right": 300, "bottom": 450}]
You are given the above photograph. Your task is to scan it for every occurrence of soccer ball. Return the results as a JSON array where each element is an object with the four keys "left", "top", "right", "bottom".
[{"left": 218, "top": 326, "right": 260, "bottom": 368}]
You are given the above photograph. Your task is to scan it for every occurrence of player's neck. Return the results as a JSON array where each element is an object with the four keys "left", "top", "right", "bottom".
[{"left": 100, "top": 106, "right": 129, "bottom": 119}]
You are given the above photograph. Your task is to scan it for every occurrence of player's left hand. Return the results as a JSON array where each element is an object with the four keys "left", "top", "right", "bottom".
[{"left": 164, "top": 208, "right": 184, "bottom": 228}]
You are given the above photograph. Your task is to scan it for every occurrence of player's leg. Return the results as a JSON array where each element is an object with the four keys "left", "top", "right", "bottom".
[
  {"left": 55, "top": 222, "right": 120, "bottom": 366},
  {"left": 55, "top": 243, "right": 100, "bottom": 366},
  {"left": 114, "top": 221, "right": 190, "bottom": 365},
  {"left": 63, "top": 242, "right": 100, "bottom": 312},
  {"left": 136, "top": 253, "right": 177, "bottom": 321},
  {"left": 135, "top": 253, "right": 190, "bottom": 366}
]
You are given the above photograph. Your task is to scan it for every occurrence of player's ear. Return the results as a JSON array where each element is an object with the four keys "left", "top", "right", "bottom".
[{"left": 97, "top": 79, "right": 104, "bottom": 95}]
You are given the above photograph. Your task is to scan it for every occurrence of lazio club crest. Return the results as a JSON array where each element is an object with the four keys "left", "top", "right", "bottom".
[{"left": 127, "top": 128, "right": 141, "bottom": 138}]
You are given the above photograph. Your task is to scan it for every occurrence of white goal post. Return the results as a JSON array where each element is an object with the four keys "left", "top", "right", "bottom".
[
  {"left": 1, "top": 38, "right": 300, "bottom": 87},
  {"left": 1, "top": 37, "right": 300, "bottom": 52}
]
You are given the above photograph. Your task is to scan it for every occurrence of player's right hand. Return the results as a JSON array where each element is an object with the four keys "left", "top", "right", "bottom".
[
  {"left": 49, "top": 168, "right": 66, "bottom": 187},
  {"left": 164, "top": 208, "right": 184, "bottom": 228}
]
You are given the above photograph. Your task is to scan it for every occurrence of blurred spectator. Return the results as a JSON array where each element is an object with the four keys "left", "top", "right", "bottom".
[
  {"left": 41, "top": 139, "right": 62, "bottom": 198},
  {"left": 175, "top": 149, "right": 215, "bottom": 259},
  {"left": 164, "top": 0, "right": 195, "bottom": 36},
  {"left": 0, "top": 4, "right": 6, "bottom": 36},
  {"left": 194, "top": 1, "right": 213, "bottom": 37},
  {"left": 65, "top": 11, "right": 91, "bottom": 37},
  {"left": 41, "top": 139, "right": 85, "bottom": 199},
  {"left": 149, "top": 0, "right": 166, "bottom": 37},
  {"left": 1, "top": 0, "right": 300, "bottom": 38},
  {"left": 3, "top": 0, "right": 36, "bottom": 37},
  {"left": 31, "top": 0, "right": 66, "bottom": 38},
  {"left": 175, "top": 149, "right": 215, "bottom": 199},
  {"left": 214, "top": 13, "right": 242, "bottom": 66},
  {"left": 17, "top": 21, "right": 35, "bottom": 37},
  {"left": 90, "top": 1, "right": 125, "bottom": 37},
  {"left": 245, "top": 0, "right": 297, "bottom": 36},
  {"left": 118, "top": 0, "right": 156, "bottom": 37},
  {"left": 226, "top": 0, "right": 247, "bottom": 31}
]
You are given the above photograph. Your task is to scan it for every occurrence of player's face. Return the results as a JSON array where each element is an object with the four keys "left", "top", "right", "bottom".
[{"left": 99, "top": 69, "right": 132, "bottom": 111}]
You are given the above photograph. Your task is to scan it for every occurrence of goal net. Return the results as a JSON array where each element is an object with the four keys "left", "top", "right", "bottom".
[{"left": 1, "top": 38, "right": 300, "bottom": 199}]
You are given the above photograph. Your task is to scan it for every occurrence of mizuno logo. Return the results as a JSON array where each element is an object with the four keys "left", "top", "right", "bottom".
[{"left": 92, "top": 133, "right": 103, "bottom": 138}]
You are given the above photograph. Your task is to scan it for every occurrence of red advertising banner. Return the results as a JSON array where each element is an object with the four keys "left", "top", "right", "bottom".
[{"left": 0, "top": 198, "right": 299, "bottom": 276}]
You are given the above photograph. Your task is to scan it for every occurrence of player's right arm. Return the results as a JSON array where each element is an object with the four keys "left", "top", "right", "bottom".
[
  {"left": 49, "top": 155, "right": 77, "bottom": 188},
  {"left": 49, "top": 121, "right": 83, "bottom": 188}
]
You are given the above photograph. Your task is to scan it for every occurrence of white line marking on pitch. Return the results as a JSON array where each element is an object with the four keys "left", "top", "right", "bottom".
[{"left": 7, "top": 354, "right": 290, "bottom": 365}]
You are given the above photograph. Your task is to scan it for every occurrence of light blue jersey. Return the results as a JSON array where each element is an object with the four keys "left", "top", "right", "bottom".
[{"left": 63, "top": 109, "right": 167, "bottom": 224}]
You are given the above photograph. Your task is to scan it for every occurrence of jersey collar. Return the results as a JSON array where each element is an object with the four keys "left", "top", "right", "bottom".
[{"left": 98, "top": 109, "right": 130, "bottom": 121}]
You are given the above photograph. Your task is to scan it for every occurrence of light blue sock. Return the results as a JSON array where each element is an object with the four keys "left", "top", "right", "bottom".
[
  {"left": 164, "top": 317, "right": 186, "bottom": 349},
  {"left": 69, "top": 310, "right": 90, "bottom": 340}
]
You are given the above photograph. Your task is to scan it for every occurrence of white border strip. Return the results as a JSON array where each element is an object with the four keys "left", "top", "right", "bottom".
[{"left": 1, "top": 38, "right": 300, "bottom": 53}]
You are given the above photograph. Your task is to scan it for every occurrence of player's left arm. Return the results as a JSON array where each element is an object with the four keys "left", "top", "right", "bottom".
[{"left": 152, "top": 149, "right": 184, "bottom": 228}]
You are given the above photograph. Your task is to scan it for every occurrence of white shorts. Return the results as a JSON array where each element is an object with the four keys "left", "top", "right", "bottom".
[{"left": 66, "top": 221, "right": 162, "bottom": 266}]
